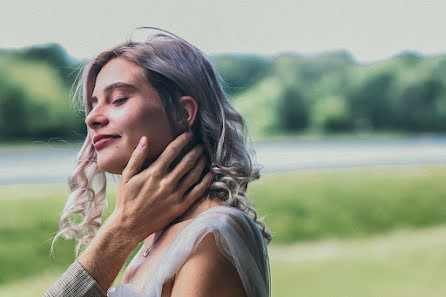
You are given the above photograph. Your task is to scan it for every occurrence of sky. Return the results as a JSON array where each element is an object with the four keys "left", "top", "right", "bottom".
[{"left": 1, "top": 0, "right": 445, "bottom": 63}]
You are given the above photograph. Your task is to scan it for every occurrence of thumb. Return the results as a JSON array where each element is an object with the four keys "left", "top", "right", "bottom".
[{"left": 122, "top": 136, "right": 150, "bottom": 182}]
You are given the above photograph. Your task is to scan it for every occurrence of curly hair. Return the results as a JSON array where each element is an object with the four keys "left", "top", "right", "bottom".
[{"left": 53, "top": 29, "right": 271, "bottom": 255}]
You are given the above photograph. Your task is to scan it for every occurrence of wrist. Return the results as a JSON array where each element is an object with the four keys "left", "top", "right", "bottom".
[
  {"left": 103, "top": 212, "right": 141, "bottom": 249},
  {"left": 78, "top": 216, "right": 138, "bottom": 293}
]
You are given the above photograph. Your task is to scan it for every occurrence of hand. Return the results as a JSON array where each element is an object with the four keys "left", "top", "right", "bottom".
[
  {"left": 111, "top": 132, "right": 212, "bottom": 245},
  {"left": 76, "top": 132, "right": 210, "bottom": 293}
]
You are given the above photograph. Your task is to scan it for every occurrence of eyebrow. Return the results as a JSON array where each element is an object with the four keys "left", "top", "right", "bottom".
[{"left": 90, "top": 82, "right": 138, "bottom": 104}]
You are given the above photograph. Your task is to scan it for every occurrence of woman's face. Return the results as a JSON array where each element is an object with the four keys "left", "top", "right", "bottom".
[{"left": 85, "top": 57, "right": 174, "bottom": 174}]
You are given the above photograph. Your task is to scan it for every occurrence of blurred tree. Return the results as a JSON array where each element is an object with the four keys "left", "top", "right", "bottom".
[
  {"left": 0, "top": 55, "right": 84, "bottom": 140},
  {"left": 395, "top": 52, "right": 422, "bottom": 67},
  {"left": 212, "top": 55, "right": 270, "bottom": 96},
  {"left": 396, "top": 78, "right": 446, "bottom": 131},
  {"left": 3, "top": 43, "right": 446, "bottom": 140},
  {"left": 349, "top": 72, "right": 395, "bottom": 131},
  {"left": 0, "top": 86, "right": 27, "bottom": 138},
  {"left": 272, "top": 54, "right": 305, "bottom": 87},
  {"left": 18, "top": 43, "right": 81, "bottom": 87},
  {"left": 277, "top": 87, "right": 309, "bottom": 132},
  {"left": 311, "top": 95, "right": 353, "bottom": 133}
]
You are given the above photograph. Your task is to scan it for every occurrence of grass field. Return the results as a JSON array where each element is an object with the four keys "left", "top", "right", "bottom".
[
  {"left": 250, "top": 165, "right": 446, "bottom": 243},
  {"left": 270, "top": 224, "right": 446, "bottom": 297},
  {"left": 1, "top": 165, "right": 446, "bottom": 295}
]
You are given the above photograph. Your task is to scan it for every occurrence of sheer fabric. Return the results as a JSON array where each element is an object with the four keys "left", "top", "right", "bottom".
[{"left": 108, "top": 205, "right": 270, "bottom": 297}]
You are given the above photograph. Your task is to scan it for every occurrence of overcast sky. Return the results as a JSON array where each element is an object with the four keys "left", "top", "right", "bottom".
[{"left": 1, "top": 0, "right": 444, "bottom": 63}]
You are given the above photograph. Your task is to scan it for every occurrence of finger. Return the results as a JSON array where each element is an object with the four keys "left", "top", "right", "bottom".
[
  {"left": 122, "top": 136, "right": 150, "bottom": 182},
  {"left": 152, "top": 132, "right": 192, "bottom": 171},
  {"left": 180, "top": 172, "right": 213, "bottom": 209},
  {"left": 177, "top": 155, "right": 207, "bottom": 194},
  {"left": 168, "top": 144, "right": 204, "bottom": 185}
]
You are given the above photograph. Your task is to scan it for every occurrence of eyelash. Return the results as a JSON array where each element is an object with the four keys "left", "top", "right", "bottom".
[{"left": 112, "top": 97, "right": 129, "bottom": 105}]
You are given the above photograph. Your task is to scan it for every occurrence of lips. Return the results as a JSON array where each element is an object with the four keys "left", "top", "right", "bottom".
[{"left": 93, "top": 134, "right": 120, "bottom": 150}]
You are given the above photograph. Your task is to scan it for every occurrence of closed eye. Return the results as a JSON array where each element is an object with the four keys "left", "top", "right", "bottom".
[{"left": 113, "top": 97, "right": 129, "bottom": 105}]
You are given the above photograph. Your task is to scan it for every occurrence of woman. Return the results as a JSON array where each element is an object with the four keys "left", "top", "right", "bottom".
[{"left": 54, "top": 28, "right": 271, "bottom": 297}]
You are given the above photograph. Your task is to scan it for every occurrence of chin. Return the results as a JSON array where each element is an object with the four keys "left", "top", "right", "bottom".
[
  {"left": 106, "top": 167, "right": 125, "bottom": 175},
  {"left": 97, "top": 156, "right": 127, "bottom": 175}
]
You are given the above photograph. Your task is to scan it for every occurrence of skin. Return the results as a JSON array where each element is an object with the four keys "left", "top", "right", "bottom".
[
  {"left": 86, "top": 57, "right": 176, "bottom": 174},
  {"left": 77, "top": 132, "right": 213, "bottom": 293},
  {"left": 79, "top": 57, "right": 245, "bottom": 296}
]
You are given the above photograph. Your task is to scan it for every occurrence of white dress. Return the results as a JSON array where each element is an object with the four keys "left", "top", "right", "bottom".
[{"left": 107, "top": 205, "right": 271, "bottom": 297}]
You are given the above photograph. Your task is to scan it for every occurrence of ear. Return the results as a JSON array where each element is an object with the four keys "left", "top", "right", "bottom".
[{"left": 179, "top": 96, "right": 198, "bottom": 128}]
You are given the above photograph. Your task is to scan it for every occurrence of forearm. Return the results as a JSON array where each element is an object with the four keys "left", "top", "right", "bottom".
[{"left": 78, "top": 213, "right": 140, "bottom": 293}]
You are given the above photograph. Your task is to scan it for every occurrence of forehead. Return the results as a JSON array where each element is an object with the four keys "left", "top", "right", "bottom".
[{"left": 92, "top": 57, "right": 146, "bottom": 95}]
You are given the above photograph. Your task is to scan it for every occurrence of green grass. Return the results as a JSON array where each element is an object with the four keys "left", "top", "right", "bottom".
[
  {"left": 250, "top": 165, "right": 446, "bottom": 243},
  {"left": 2, "top": 224, "right": 446, "bottom": 297},
  {"left": 0, "top": 184, "right": 75, "bottom": 283},
  {"left": 270, "top": 224, "right": 446, "bottom": 297},
  {"left": 1, "top": 165, "right": 446, "bottom": 285}
]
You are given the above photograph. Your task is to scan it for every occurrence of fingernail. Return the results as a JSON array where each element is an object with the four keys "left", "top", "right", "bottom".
[{"left": 138, "top": 136, "right": 147, "bottom": 148}]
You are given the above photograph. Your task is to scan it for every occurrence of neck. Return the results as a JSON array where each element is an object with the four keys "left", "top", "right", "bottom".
[{"left": 170, "top": 194, "right": 221, "bottom": 225}]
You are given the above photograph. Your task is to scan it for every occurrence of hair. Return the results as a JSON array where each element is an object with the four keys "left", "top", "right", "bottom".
[{"left": 53, "top": 28, "right": 271, "bottom": 255}]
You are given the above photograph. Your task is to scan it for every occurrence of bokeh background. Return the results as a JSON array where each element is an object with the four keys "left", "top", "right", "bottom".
[{"left": 1, "top": 0, "right": 446, "bottom": 296}]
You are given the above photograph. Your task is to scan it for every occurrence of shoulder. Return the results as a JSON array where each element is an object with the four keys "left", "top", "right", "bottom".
[{"left": 170, "top": 232, "right": 246, "bottom": 297}]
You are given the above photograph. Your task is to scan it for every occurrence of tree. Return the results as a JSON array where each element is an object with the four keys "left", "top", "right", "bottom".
[
  {"left": 277, "top": 87, "right": 309, "bottom": 132},
  {"left": 349, "top": 72, "right": 395, "bottom": 130},
  {"left": 0, "top": 86, "right": 27, "bottom": 139},
  {"left": 311, "top": 95, "right": 353, "bottom": 133},
  {"left": 213, "top": 55, "right": 270, "bottom": 96},
  {"left": 396, "top": 78, "right": 446, "bottom": 131}
]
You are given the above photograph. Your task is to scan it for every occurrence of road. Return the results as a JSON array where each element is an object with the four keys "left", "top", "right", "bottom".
[{"left": 1, "top": 137, "right": 446, "bottom": 184}]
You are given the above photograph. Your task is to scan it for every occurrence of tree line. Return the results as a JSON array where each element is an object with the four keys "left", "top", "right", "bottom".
[
  {"left": 1, "top": 44, "right": 446, "bottom": 141},
  {"left": 214, "top": 51, "right": 446, "bottom": 136}
]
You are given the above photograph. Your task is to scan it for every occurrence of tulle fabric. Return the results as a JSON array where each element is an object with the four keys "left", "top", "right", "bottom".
[{"left": 108, "top": 205, "right": 270, "bottom": 297}]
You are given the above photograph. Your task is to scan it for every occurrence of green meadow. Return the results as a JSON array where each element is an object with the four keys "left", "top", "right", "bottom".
[{"left": 1, "top": 165, "right": 446, "bottom": 296}]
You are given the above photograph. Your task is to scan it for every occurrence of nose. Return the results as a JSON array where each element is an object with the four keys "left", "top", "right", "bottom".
[{"left": 85, "top": 104, "right": 109, "bottom": 129}]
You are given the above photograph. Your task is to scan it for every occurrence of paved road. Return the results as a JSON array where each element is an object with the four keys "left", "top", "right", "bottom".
[{"left": 1, "top": 137, "right": 446, "bottom": 184}]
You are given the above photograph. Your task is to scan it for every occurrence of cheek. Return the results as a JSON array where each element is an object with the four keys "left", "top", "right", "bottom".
[
  {"left": 116, "top": 112, "right": 141, "bottom": 143},
  {"left": 118, "top": 108, "right": 174, "bottom": 155}
]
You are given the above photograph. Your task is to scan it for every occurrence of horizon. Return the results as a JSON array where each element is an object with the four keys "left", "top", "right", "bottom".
[{"left": 2, "top": 41, "right": 442, "bottom": 66}]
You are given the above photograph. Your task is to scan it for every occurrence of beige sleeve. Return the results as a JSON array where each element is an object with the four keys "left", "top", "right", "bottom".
[{"left": 42, "top": 260, "right": 106, "bottom": 297}]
